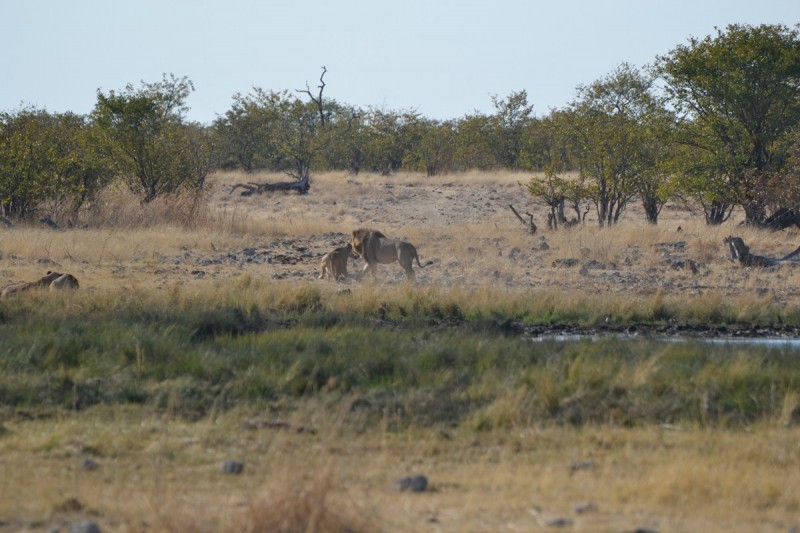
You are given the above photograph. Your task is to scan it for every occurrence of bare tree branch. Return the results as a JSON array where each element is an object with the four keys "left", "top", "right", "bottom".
[
  {"left": 508, "top": 204, "right": 537, "bottom": 233},
  {"left": 297, "top": 66, "right": 327, "bottom": 127}
]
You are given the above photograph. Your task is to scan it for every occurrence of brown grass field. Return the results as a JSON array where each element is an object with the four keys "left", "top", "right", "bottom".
[
  {"left": 4, "top": 169, "right": 800, "bottom": 303},
  {"left": 2, "top": 170, "right": 800, "bottom": 532}
]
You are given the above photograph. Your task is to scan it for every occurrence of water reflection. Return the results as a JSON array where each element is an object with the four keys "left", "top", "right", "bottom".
[{"left": 528, "top": 333, "right": 800, "bottom": 348}]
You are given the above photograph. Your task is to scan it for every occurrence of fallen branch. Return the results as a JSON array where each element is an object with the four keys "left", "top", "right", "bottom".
[
  {"left": 230, "top": 174, "right": 310, "bottom": 196},
  {"left": 508, "top": 204, "right": 537, "bottom": 234},
  {"left": 764, "top": 208, "right": 800, "bottom": 231},
  {"left": 724, "top": 236, "right": 800, "bottom": 268}
]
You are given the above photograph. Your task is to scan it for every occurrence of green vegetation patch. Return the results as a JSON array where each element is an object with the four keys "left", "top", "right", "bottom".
[{"left": 2, "top": 288, "right": 800, "bottom": 429}]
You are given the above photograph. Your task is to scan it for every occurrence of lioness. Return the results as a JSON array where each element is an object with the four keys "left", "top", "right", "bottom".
[
  {"left": 351, "top": 228, "right": 432, "bottom": 281},
  {"left": 1, "top": 271, "right": 66, "bottom": 298},
  {"left": 319, "top": 244, "right": 356, "bottom": 281}
]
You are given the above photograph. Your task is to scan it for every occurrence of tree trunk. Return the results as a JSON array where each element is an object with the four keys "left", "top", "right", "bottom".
[
  {"left": 704, "top": 200, "right": 731, "bottom": 225},
  {"left": 556, "top": 199, "right": 567, "bottom": 224},
  {"left": 743, "top": 201, "right": 767, "bottom": 226},
  {"left": 642, "top": 195, "right": 659, "bottom": 224}
]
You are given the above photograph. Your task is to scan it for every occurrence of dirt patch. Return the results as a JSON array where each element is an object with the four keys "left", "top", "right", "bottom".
[{"left": 198, "top": 172, "right": 800, "bottom": 309}]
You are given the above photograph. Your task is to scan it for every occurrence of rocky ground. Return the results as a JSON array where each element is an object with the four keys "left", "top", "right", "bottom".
[
  {"left": 189, "top": 172, "right": 800, "bottom": 308},
  {"left": 3, "top": 171, "right": 800, "bottom": 317},
  {"left": 3, "top": 173, "right": 800, "bottom": 533}
]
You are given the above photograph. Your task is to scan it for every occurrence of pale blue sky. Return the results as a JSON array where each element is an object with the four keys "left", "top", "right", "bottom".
[{"left": 1, "top": 1, "right": 798, "bottom": 124}]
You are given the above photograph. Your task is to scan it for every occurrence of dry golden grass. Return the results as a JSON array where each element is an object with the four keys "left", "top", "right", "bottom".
[
  {"left": 1, "top": 407, "right": 800, "bottom": 532},
  {"left": 4, "top": 169, "right": 800, "bottom": 307},
  {"left": 7, "top": 172, "right": 798, "bottom": 294},
  {"left": 196, "top": 170, "right": 800, "bottom": 313},
  {"left": 3, "top": 171, "right": 800, "bottom": 531}
]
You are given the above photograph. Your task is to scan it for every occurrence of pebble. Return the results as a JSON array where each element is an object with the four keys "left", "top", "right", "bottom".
[
  {"left": 395, "top": 475, "right": 428, "bottom": 492},
  {"left": 79, "top": 458, "right": 100, "bottom": 471},
  {"left": 220, "top": 460, "right": 245, "bottom": 475},
  {"left": 69, "top": 521, "right": 101, "bottom": 533}
]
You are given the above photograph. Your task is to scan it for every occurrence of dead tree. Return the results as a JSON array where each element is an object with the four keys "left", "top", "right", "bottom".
[
  {"left": 297, "top": 66, "right": 327, "bottom": 127},
  {"left": 508, "top": 205, "right": 537, "bottom": 234},
  {"left": 230, "top": 174, "right": 310, "bottom": 196},
  {"left": 229, "top": 68, "right": 331, "bottom": 197},
  {"left": 763, "top": 208, "right": 800, "bottom": 231}
]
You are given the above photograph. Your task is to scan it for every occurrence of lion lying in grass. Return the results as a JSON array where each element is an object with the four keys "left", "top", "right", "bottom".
[
  {"left": 318, "top": 244, "right": 357, "bottom": 281},
  {"left": 351, "top": 228, "right": 432, "bottom": 281},
  {"left": 1, "top": 271, "right": 80, "bottom": 297},
  {"left": 49, "top": 273, "right": 80, "bottom": 290}
]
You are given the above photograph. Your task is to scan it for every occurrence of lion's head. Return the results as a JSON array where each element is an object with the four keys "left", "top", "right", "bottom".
[{"left": 351, "top": 228, "right": 386, "bottom": 258}]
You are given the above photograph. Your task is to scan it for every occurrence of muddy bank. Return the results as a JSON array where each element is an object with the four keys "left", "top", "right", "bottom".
[{"left": 423, "top": 318, "right": 800, "bottom": 342}]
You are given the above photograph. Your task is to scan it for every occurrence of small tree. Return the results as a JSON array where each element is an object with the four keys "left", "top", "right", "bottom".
[
  {"left": 566, "top": 63, "right": 665, "bottom": 226},
  {"left": 92, "top": 74, "right": 208, "bottom": 203},
  {"left": 0, "top": 108, "right": 110, "bottom": 220},
  {"left": 670, "top": 132, "right": 737, "bottom": 224},
  {"left": 453, "top": 113, "right": 497, "bottom": 170},
  {"left": 525, "top": 165, "right": 590, "bottom": 229},
  {"left": 635, "top": 107, "right": 679, "bottom": 224},
  {"left": 490, "top": 90, "right": 535, "bottom": 169},
  {"left": 523, "top": 111, "right": 589, "bottom": 228},
  {"left": 270, "top": 67, "right": 339, "bottom": 183},
  {"left": 321, "top": 105, "right": 366, "bottom": 174},
  {"left": 212, "top": 88, "right": 287, "bottom": 171},
  {"left": 274, "top": 97, "right": 322, "bottom": 182},
  {"left": 47, "top": 113, "right": 113, "bottom": 223},
  {"left": 363, "top": 108, "right": 422, "bottom": 175},
  {"left": 654, "top": 23, "right": 800, "bottom": 225},
  {"left": 409, "top": 119, "right": 456, "bottom": 176},
  {"left": 0, "top": 108, "right": 57, "bottom": 218}
]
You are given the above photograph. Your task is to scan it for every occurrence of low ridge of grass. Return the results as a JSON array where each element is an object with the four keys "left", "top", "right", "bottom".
[{"left": 2, "top": 283, "right": 799, "bottom": 428}]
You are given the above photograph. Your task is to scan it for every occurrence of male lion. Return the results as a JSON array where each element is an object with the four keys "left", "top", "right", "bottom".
[
  {"left": 50, "top": 273, "right": 80, "bottom": 291},
  {"left": 319, "top": 243, "right": 356, "bottom": 281},
  {"left": 351, "top": 228, "right": 432, "bottom": 281},
  {"left": 1, "top": 271, "right": 67, "bottom": 298}
]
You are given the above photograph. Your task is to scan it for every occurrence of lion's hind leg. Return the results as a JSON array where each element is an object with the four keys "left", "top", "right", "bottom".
[
  {"left": 319, "top": 253, "right": 333, "bottom": 280},
  {"left": 395, "top": 243, "right": 417, "bottom": 282},
  {"left": 397, "top": 254, "right": 415, "bottom": 281}
]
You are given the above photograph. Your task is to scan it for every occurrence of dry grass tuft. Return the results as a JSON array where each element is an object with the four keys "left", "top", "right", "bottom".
[
  {"left": 2, "top": 409, "right": 800, "bottom": 532},
  {"left": 242, "top": 465, "right": 374, "bottom": 533},
  {"left": 76, "top": 184, "right": 210, "bottom": 229}
]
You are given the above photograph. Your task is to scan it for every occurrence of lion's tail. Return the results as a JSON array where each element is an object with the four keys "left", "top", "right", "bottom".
[{"left": 415, "top": 253, "right": 434, "bottom": 269}]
